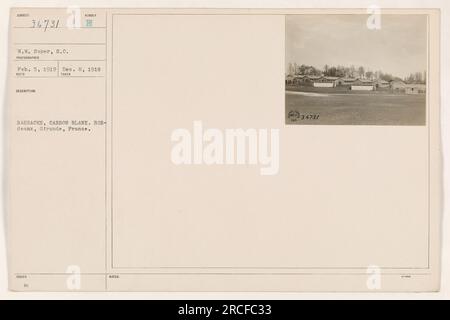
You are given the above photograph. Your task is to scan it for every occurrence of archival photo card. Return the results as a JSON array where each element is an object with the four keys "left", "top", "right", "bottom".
[
  {"left": 285, "top": 14, "right": 428, "bottom": 125},
  {"left": 6, "top": 7, "right": 441, "bottom": 292}
]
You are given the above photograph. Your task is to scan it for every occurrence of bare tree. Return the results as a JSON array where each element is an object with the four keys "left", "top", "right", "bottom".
[{"left": 358, "top": 66, "right": 365, "bottom": 78}]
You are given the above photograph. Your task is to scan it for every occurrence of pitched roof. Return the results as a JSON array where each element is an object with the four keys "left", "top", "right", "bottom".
[
  {"left": 357, "top": 78, "right": 373, "bottom": 83},
  {"left": 390, "top": 80, "right": 405, "bottom": 84},
  {"left": 306, "top": 75, "right": 322, "bottom": 80}
]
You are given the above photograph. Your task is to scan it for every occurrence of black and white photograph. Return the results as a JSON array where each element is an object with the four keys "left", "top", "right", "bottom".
[{"left": 285, "top": 14, "right": 428, "bottom": 125}]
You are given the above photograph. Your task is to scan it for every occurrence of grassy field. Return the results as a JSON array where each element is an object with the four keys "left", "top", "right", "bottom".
[{"left": 285, "top": 90, "right": 426, "bottom": 126}]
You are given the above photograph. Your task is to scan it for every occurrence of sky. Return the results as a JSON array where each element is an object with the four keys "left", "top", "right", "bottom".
[{"left": 286, "top": 14, "right": 427, "bottom": 79}]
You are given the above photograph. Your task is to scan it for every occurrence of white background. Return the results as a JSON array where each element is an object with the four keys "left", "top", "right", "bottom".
[{"left": 0, "top": 0, "right": 448, "bottom": 300}]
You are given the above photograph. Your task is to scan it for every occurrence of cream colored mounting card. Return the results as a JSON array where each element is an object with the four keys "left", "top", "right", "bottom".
[{"left": 6, "top": 7, "right": 441, "bottom": 292}]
